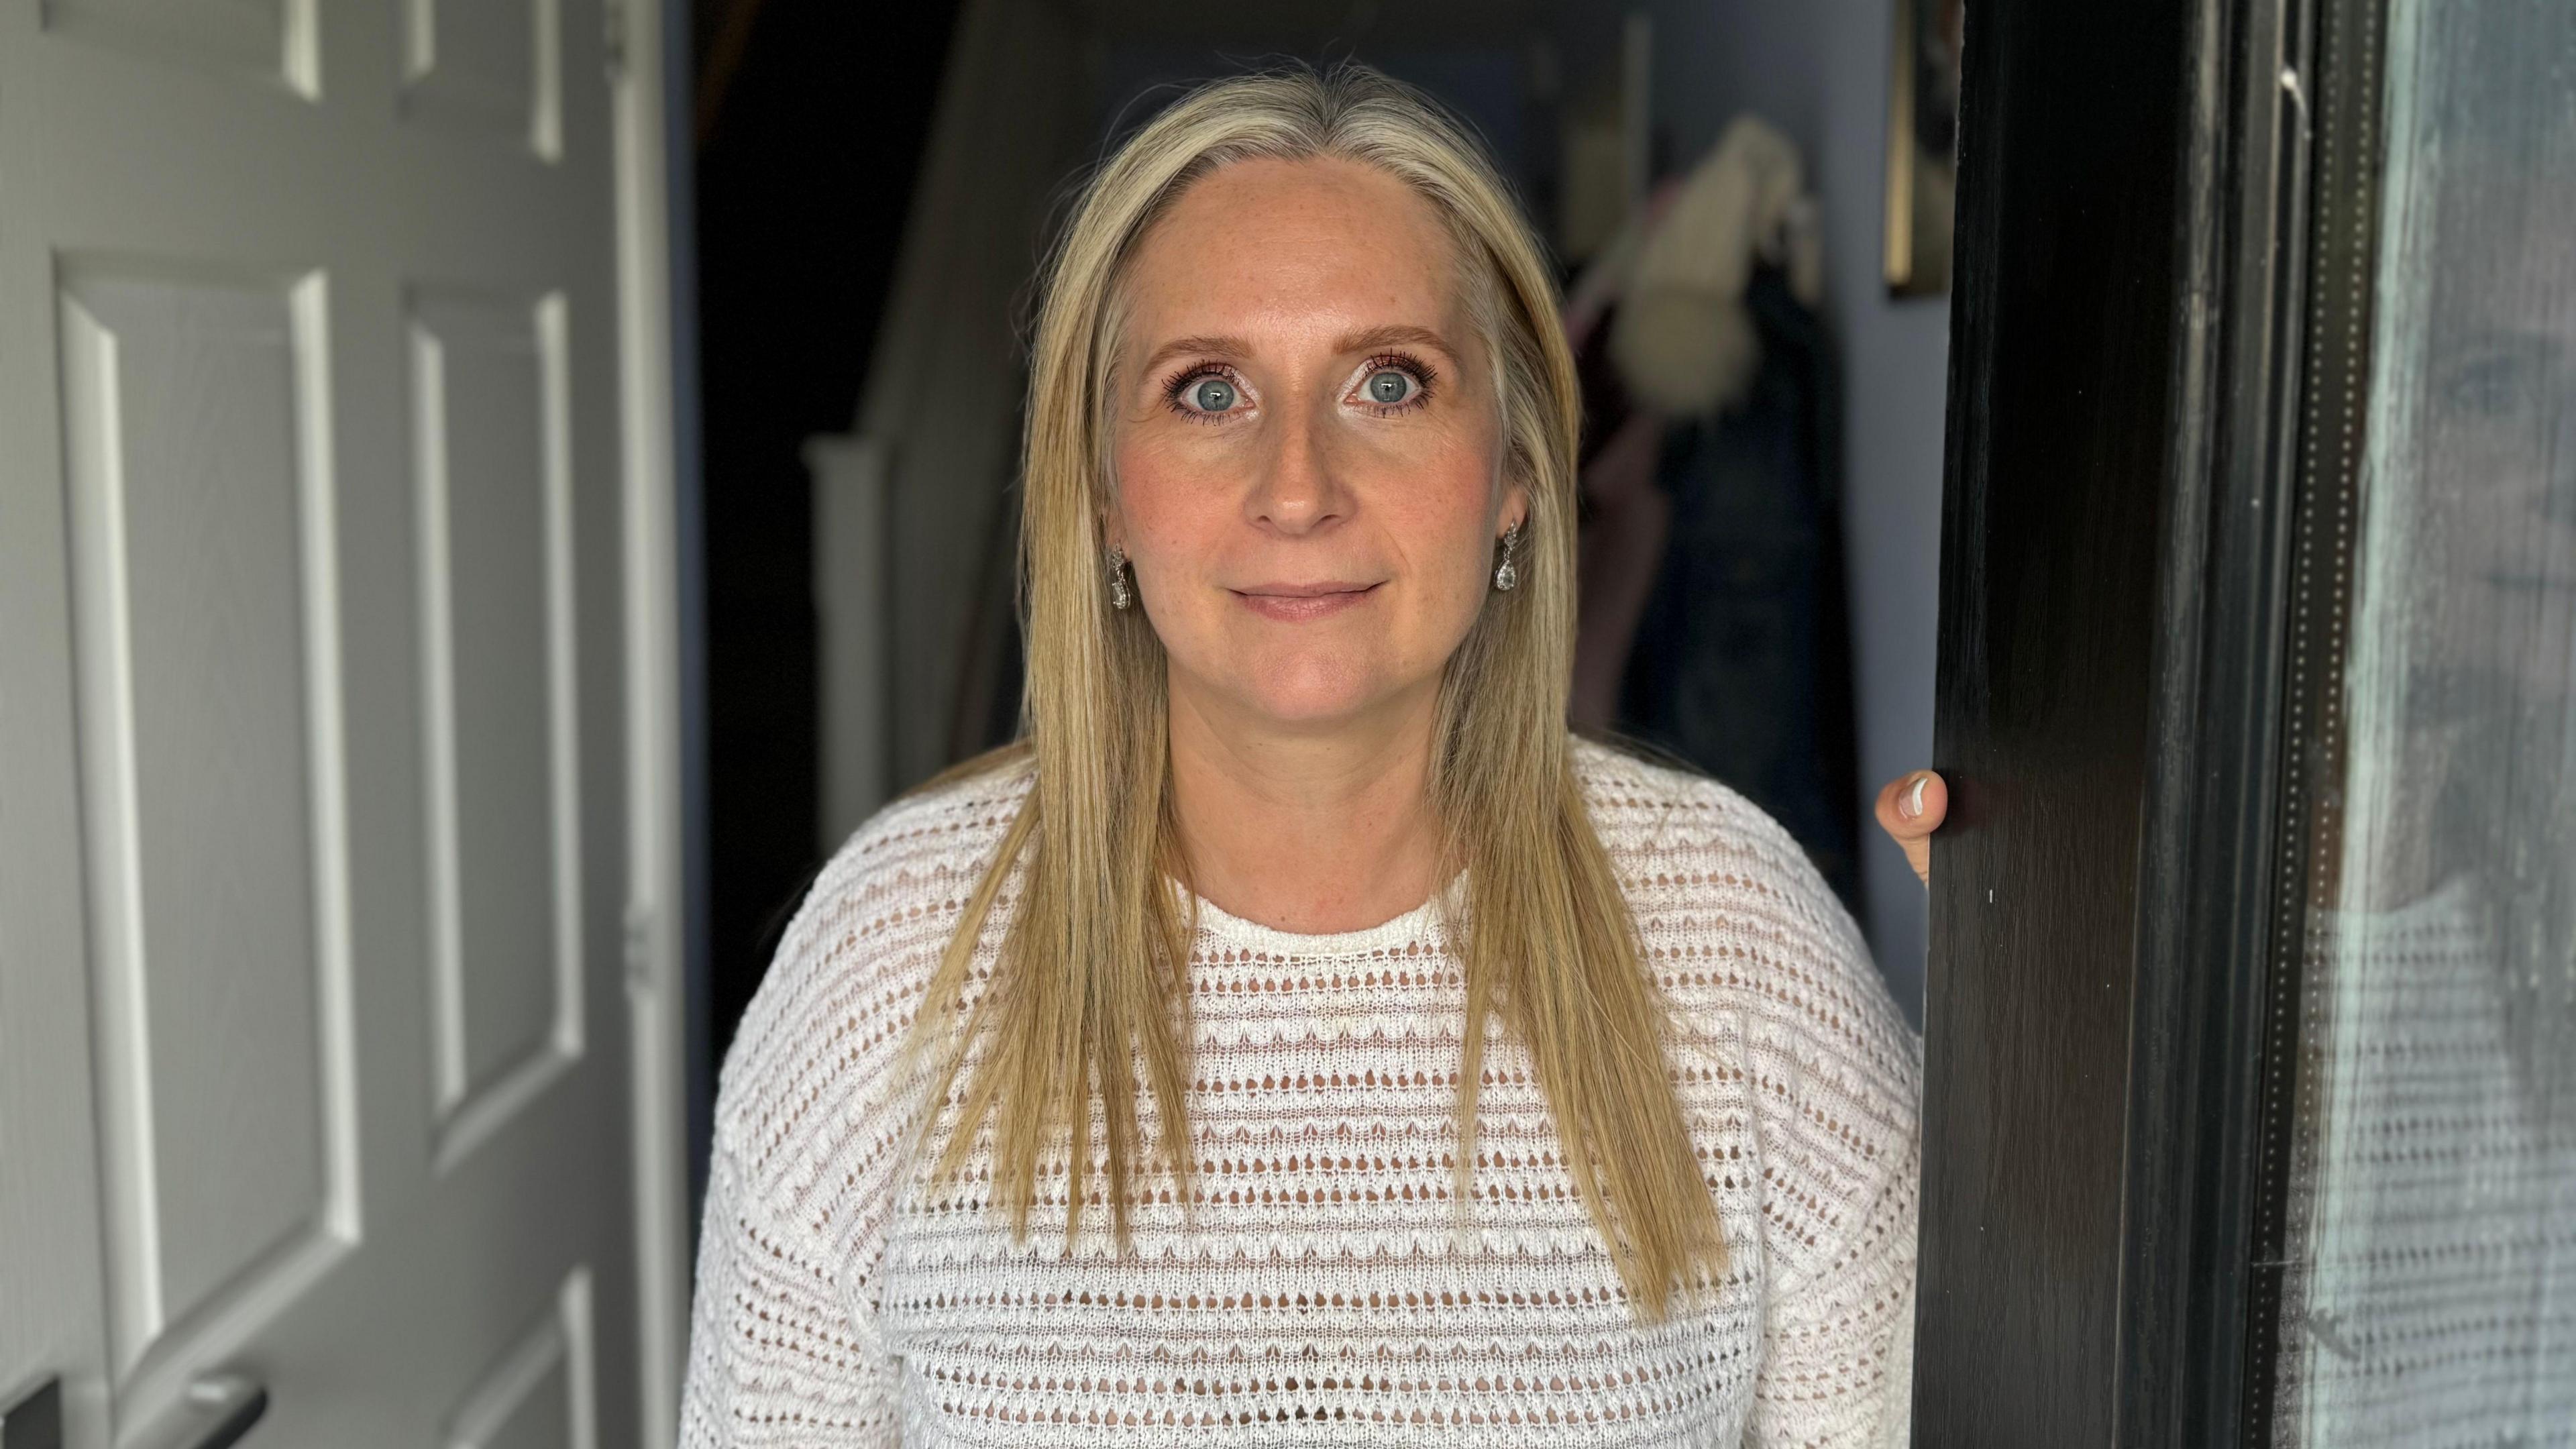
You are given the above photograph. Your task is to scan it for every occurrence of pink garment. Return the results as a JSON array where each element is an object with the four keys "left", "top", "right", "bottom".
[{"left": 1570, "top": 411, "right": 1667, "bottom": 729}]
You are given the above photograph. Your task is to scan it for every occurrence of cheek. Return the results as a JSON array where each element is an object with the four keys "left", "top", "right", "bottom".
[
  {"left": 1381, "top": 447, "right": 1507, "bottom": 598},
  {"left": 1111, "top": 432, "right": 1223, "bottom": 561}
]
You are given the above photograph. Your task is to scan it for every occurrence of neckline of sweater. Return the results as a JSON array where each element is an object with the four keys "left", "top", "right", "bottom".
[{"left": 1177, "top": 873, "right": 1463, "bottom": 959}]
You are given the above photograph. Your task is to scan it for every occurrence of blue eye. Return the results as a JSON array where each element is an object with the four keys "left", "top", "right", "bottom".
[
  {"left": 1364, "top": 369, "right": 1417, "bottom": 406},
  {"left": 1189, "top": 376, "right": 1239, "bottom": 413}
]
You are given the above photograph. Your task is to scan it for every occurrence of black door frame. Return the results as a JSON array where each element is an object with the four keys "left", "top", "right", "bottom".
[{"left": 1911, "top": 0, "right": 2385, "bottom": 1437}]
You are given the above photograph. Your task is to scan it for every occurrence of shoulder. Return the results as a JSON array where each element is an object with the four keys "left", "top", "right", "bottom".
[
  {"left": 1572, "top": 734, "right": 1839, "bottom": 900},
  {"left": 1570, "top": 733, "right": 1919, "bottom": 1166},
  {"left": 1572, "top": 733, "right": 1874, "bottom": 977},
  {"left": 1572, "top": 737, "right": 1919, "bottom": 1289},
  {"left": 710, "top": 750, "right": 1034, "bottom": 1205}
]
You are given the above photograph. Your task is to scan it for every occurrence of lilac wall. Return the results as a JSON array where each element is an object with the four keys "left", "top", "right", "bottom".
[{"left": 1635, "top": 0, "right": 1950, "bottom": 1020}]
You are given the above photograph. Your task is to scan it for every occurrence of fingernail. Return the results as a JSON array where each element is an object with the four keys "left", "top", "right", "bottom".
[{"left": 1904, "top": 775, "right": 1929, "bottom": 819}]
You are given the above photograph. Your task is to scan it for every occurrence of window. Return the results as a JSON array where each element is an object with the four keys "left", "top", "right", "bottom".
[{"left": 2265, "top": 1, "right": 2576, "bottom": 1439}]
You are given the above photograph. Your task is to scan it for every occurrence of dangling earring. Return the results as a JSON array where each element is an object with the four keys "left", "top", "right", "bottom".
[
  {"left": 1493, "top": 522, "right": 1522, "bottom": 592},
  {"left": 1106, "top": 547, "right": 1133, "bottom": 610}
]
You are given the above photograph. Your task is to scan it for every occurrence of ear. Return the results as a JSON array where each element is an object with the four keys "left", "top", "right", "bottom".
[{"left": 1499, "top": 483, "right": 1533, "bottom": 539}]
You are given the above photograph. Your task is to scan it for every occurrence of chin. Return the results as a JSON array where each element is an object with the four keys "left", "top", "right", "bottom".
[
  {"left": 1222, "top": 651, "right": 1399, "bottom": 727},
  {"left": 1242, "top": 691, "right": 1383, "bottom": 727}
]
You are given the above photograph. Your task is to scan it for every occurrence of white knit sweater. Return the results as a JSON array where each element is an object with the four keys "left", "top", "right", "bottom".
[{"left": 679, "top": 739, "right": 1920, "bottom": 1446}]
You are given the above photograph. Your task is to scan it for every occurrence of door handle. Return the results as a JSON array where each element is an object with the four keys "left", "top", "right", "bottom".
[
  {"left": 174, "top": 1377, "right": 265, "bottom": 1449},
  {"left": 0, "top": 1373, "right": 265, "bottom": 1449},
  {"left": 129, "top": 1375, "right": 266, "bottom": 1449}
]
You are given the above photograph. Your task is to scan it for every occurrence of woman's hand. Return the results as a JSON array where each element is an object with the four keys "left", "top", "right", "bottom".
[{"left": 1872, "top": 770, "right": 1949, "bottom": 885}]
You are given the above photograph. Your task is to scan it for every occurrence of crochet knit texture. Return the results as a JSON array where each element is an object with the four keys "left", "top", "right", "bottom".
[{"left": 680, "top": 738, "right": 1921, "bottom": 1446}]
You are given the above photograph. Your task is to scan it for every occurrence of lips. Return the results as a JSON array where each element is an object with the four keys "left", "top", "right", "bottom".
[{"left": 1231, "top": 580, "right": 1382, "bottom": 621}]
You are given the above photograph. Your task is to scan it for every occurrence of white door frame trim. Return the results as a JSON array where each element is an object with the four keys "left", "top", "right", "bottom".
[{"left": 608, "top": 0, "right": 692, "bottom": 1439}]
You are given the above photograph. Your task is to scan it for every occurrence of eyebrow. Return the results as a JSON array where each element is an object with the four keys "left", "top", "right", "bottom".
[
  {"left": 1131, "top": 323, "right": 1466, "bottom": 381},
  {"left": 1332, "top": 323, "right": 1461, "bottom": 360},
  {"left": 1136, "top": 334, "right": 1254, "bottom": 378}
]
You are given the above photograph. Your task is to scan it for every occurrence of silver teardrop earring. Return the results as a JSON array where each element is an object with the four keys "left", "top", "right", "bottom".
[
  {"left": 1493, "top": 523, "right": 1521, "bottom": 593},
  {"left": 1106, "top": 547, "right": 1133, "bottom": 610}
]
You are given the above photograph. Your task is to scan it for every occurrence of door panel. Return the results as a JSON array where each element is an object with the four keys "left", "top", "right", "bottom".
[
  {"left": 441, "top": 1271, "right": 595, "bottom": 1449},
  {"left": 40, "top": 0, "right": 315, "bottom": 96},
  {"left": 413, "top": 290, "right": 584, "bottom": 1171},
  {"left": 57, "top": 264, "right": 358, "bottom": 1393},
  {"left": 398, "top": 0, "right": 561, "bottom": 158},
  {"left": 0, "top": 0, "right": 653, "bottom": 1441}
]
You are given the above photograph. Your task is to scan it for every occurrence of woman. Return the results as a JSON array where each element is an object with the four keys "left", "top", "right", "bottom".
[{"left": 680, "top": 66, "right": 1919, "bottom": 1446}]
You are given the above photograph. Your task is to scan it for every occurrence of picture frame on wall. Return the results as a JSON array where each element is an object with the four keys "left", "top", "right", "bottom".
[
  {"left": 1885, "top": 0, "right": 1964, "bottom": 296},
  {"left": 1556, "top": 12, "right": 1654, "bottom": 266}
]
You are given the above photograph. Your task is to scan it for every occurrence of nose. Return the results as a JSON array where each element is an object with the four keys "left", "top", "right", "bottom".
[{"left": 1246, "top": 398, "right": 1348, "bottom": 536}]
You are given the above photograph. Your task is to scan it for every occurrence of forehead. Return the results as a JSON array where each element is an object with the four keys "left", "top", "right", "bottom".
[{"left": 1121, "top": 156, "right": 1471, "bottom": 343}]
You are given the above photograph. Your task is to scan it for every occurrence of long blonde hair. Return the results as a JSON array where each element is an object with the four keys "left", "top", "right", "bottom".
[{"left": 899, "top": 64, "right": 1724, "bottom": 1317}]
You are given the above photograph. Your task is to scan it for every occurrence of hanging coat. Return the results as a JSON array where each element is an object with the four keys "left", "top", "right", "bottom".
[{"left": 1617, "top": 266, "right": 1862, "bottom": 907}]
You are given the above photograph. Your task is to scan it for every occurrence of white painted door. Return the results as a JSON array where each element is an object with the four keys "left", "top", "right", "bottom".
[{"left": 0, "top": 0, "right": 680, "bottom": 1444}]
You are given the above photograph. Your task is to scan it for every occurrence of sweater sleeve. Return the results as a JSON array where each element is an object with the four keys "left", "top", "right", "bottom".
[
  {"left": 1745, "top": 1091, "right": 1919, "bottom": 1447},
  {"left": 675, "top": 761, "right": 1030, "bottom": 1446},
  {"left": 1738, "top": 842, "right": 1921, "bottom": 1448},
  {"left": 678, "top": 1133, "right": 901, "bottom": 1447},
  {"left": 1572, "top": 735, "right": 1923, "bottom": 1445}
]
